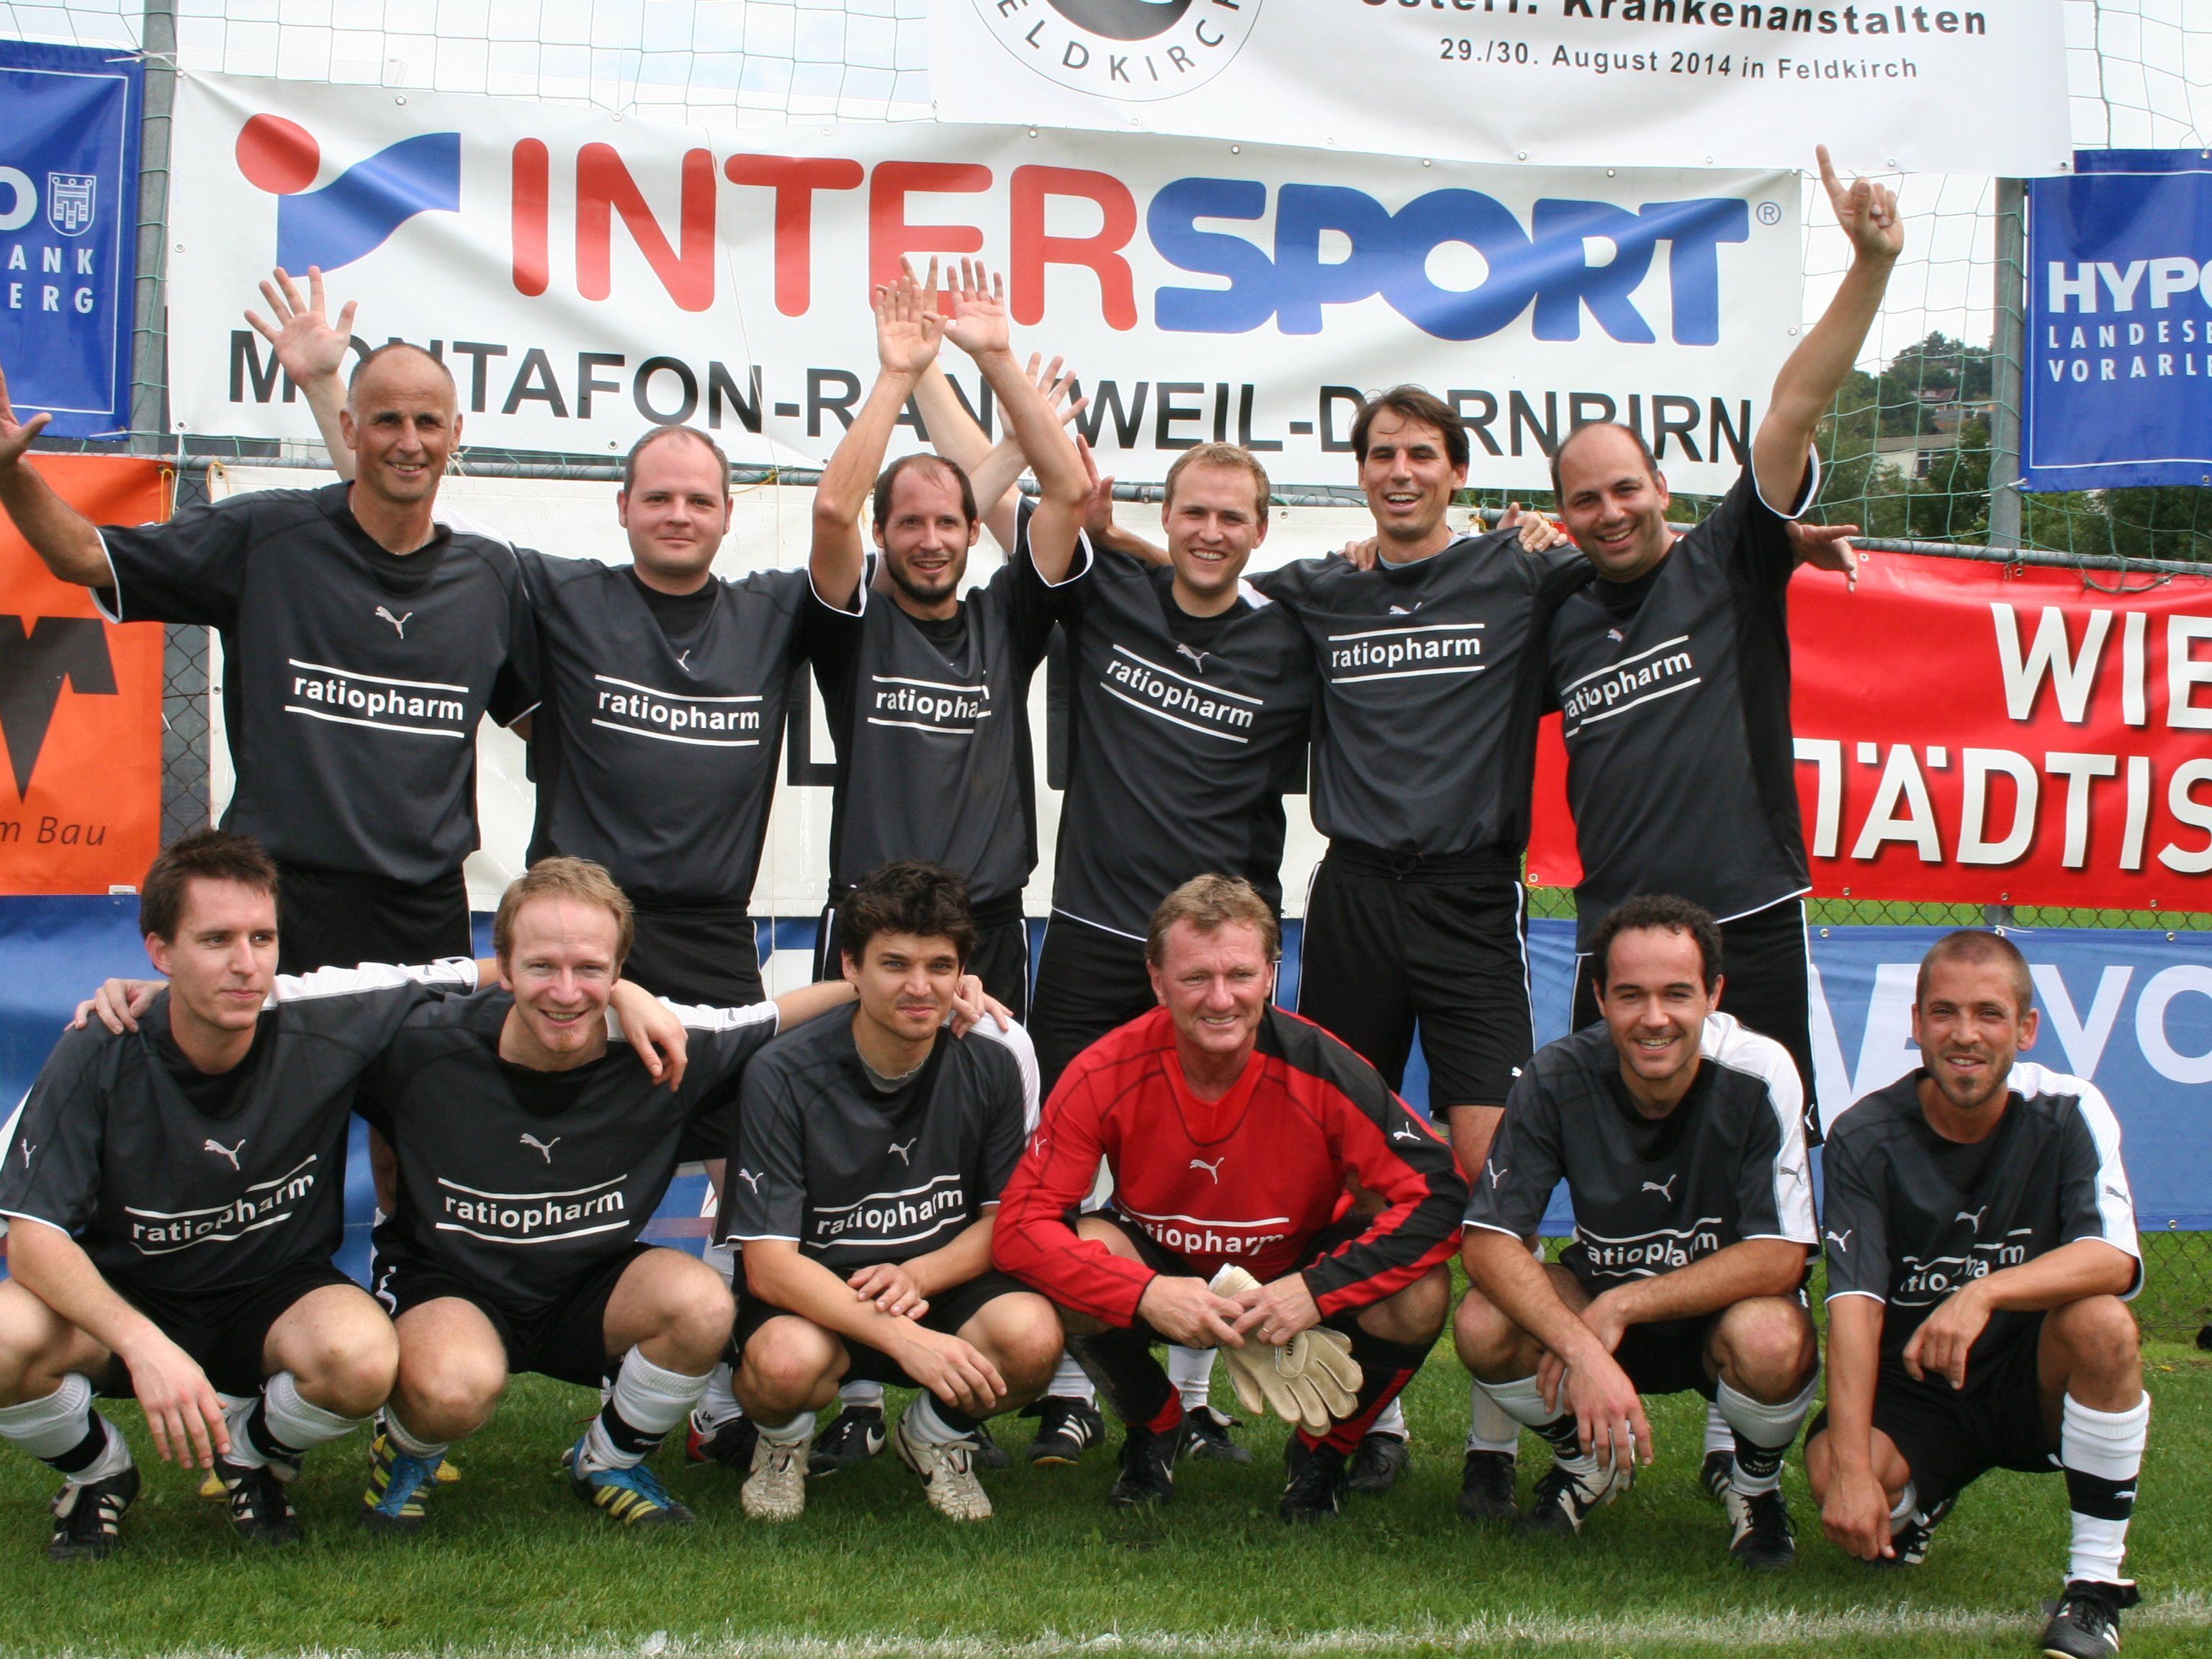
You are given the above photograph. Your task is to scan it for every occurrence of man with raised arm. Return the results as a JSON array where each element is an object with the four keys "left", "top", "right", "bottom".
[
  {"left": 1457, "top": 896, "right": 1818, "bottom": 1567},
  {"left": 0, "top": 332, "right": 536, "bottom": 976},
  {"left": 1545, "top": 148, "right": 1897, "bottom": 1131},
  {"left": 249, "top": 269, "right": 810, "bottom": 1008},
  {"left": 1805, "top": 931, "right": 2147, "bottom": 1659},
  {"left": 724, "top": 861, "right": 1052, "bottom": 1524},
  {"left": 994, "top": 876, "right": 1465, "bottom": 1521}
]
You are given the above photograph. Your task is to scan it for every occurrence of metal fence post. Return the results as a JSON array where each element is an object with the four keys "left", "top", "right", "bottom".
[{"left": 1987, "top": 176, "right": 2027, "bottom": 551}]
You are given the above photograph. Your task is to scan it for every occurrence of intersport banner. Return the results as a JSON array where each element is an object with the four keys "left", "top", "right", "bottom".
[
  {"left": 166, "top": 71, "right": 1800, "bottom": 494},
  {"left": 1527, "top": 551, "right": 2212, "bottom": 912},
  {"left": 928, "top": 0, "right": 2070, "bottom": 176}
]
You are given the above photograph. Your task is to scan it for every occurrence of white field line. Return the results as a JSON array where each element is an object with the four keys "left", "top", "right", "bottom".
[{"left": 37, "top": 1594, "right": 2212, "bottom": 1659}]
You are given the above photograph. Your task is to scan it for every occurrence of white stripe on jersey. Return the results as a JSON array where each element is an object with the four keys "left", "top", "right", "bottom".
[
  {"left": 266, "top": 958, "right": 480, "bottom": 1005},
  {"left": 1699, "top": 1010, "right": 1817, "bottom": 1246},
  {"left": 2009, "top": 1060, "right": 2141, "bottom": 1279},
  {"left": 617, "top": 997, "right": 782, "bottom": 1039},
  {"left": 955, "top": 1014, "right": 1042, "bottom": 1134}
]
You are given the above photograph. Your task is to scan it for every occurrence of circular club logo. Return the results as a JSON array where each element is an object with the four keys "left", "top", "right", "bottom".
[{"left": 974, "top": 0, "right": 1262, "bottom": 102}]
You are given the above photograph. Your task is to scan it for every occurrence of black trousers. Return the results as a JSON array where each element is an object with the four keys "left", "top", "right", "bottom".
[
  {"left": 275, "top": 863, "right": 471, "bottom": 975},
  {"left": 1573, "top": 896, "right": 1817, "bottom": 1138},
  {"left": 1027, "top": 914, "right": 1156, "bottom": 1095},
  {"left": 625, "top": 901, "right": 765, "bottom": 1007}
]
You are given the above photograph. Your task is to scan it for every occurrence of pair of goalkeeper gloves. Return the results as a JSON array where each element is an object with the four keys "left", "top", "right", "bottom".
[{"left": 1207, "top": 1267, "right": 1363, "bottom": 1437}]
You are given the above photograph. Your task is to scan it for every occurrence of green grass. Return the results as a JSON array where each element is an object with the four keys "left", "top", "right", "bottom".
[{"left": 0, "top": 1339, "right": 2206, "bottom": 1659}]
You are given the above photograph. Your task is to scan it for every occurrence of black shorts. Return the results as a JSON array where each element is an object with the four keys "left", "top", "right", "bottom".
[
  {"left": 276, "top": 863, "right": 472, "bottom": 976},
  {"left": 626, "top": 900, "right": 765, "bottom": 1008},
  {"left": 372, "top": 1244, "right": 657, "bottom": 1390},
  {"left": 98, "top": 1261, "right": 359, "bottom": 1399},
  {"left": 1079, "top": 1207, "right": 1373, "bottom": 1342},
  {"left": 817, "top": 896, "right": 1030, "bottom": 1021},
  {"left": 1028, "top": 914, "right": 1157, "bottom": 1093},
  {"left": 733, "top": 1270, "right": 1038, "bottom": 1388},
  {"left": 1298, "top": 845, "right": 1531, "bottom": 1111},
  {"left": 1806, "top": 1323, "right": 2057, "bottom": 1511},
  {"left": 1573, "top": 896, "right": 1817, "bottom": 1141}
]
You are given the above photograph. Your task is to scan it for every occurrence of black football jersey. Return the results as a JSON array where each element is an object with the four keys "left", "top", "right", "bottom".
[
  {"left": 1465, "top": 1012, "right": 1815, "bottom": 1286},
  {"left": 722, "top": 1013, "right": 1037, "bottom": 1274},
  {"left": 0, "top": 962, "right": 477, "bottom": 1295},
  {"left": 1545, "top": 462, "right": 1815, "bottom": 948},
  {"left": 96, "top": 483, "right": 538, "bottom": 884},
  {"left": 359, "top": 987, "right": 778, "bottom": 1313},
  {"left": 1822, "top": 1063, "right": 2141, "bottom": 1363}
]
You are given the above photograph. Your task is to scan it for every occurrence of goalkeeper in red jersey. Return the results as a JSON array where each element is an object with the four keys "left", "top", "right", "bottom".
[{"left": 992, "top": 875, "right": 1466, "bottom": 1519}]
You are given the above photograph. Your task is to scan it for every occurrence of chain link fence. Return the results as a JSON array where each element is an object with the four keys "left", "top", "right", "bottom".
[{"left": 6, "top": 0, "right": 2210, "bottom": 1334}]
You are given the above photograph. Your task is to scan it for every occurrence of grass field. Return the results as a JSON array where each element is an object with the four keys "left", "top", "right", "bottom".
[{"left": 0, "top": 1321, "right": 2205, "bottom": 1659}]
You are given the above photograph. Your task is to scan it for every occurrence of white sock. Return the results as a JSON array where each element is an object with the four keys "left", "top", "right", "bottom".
[
  {"left": 839, "top": 1379, "right": 885, "bottom": 1411},
  {"left": 1476, "top": 1374, "right": 1597, "bottom": 1480},
  {"left": 1465, "top": 1375, "right": 1519, "bottom": 1455},
  {"left": 1717, "top": 1376, "right": 1815, "bottom": 1497},
  {"left": 228, "top": 1371, "right": 367, "bottom": 1470},
  {"left": 0, "top": 1376, "right": 130, "bottom": 1481},
  {"left": 904, "top": 1393, "right": 970, "bottom": 1447},
  {"left": 1704, "top": 1399, "right": 1732, "bottom": 1457},
  {"left": 1167, "top": 1344, "right": 1215, "bottom": 1411},
  {"left": 583, "top": 1347, "right": 712, "bottom": 1473},
  {"left": 2062, "top": 1393, "right": 2147, "bottom": 1586},
  {"left": 756, "top": 1410, "right": 816, "bottom": 1448},
  {"left": 1372, "top": 1398, "right": 1408, "bottom": 1441},
  {"left": 695, "top": 1362, "right": 743, "bottom": 1429},
  {"left": 381, "top": 1407, "right": 451, "bottom": 1465},
  {"left": 1889, "top": 1480, "right": 1919, "bottom": 1532},
  {"left": 1046, "top": 1354, "right": 1095, "bottom": 1403}
]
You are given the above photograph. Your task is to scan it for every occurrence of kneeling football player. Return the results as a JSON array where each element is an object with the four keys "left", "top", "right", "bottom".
[
  {"left": 1806, "top": 930, "right": 2147, "bottom": 1659},
  {"left": 356, "top": 857, "right": 852, "bottom": 1532},
  {"left": 724, "top": 860, "right": 1050, "bottom": 1523},
  {"left": 0, "top": 833, "right": 514, "bottom": 1557},
  {"left": 1457, "top": 896, "right": 1818, "bottom": 1568},
  {"left": 993, "top": 875, "right": 1466, "bottom": 1520}
]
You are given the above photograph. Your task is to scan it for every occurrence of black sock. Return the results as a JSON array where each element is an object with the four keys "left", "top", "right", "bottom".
[
  {"left": 1066, "top": 1329, "right": 1177, "bottom": 1432},
  {"left": 1310, "top": 1325, "right": 1431, "bottom": 1454}
]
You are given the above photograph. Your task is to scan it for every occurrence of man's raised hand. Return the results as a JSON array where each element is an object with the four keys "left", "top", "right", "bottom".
[
  {"left": 875, "top": 261, "right": 944, "bottom": 379},
  {"left": 1817, "top": 144, "right": 1902, "bottom": 265},
  {"left": 942, "top": 256, "right": 1011, "bottom": 361},
  {"left": 245, "top": 266, "right": 356, "bottom": 387},
  {"left": 1791, "top": 519, "right": 1860, "bottom": 589},
  {"left": 0, "top": 358, "right": 52, "bottom": 471}
]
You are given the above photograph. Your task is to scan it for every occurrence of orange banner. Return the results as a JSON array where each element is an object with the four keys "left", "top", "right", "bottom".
[{"left": 0, "top": 455, "right": 168, "bottom": 894}]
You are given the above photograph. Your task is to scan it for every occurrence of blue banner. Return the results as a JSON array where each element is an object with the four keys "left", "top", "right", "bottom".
[
  {"left": 0, "top": 42, "right": 140, "bottom": 441},
  {"left": 2023, "top": 150, "right": 2212, "bottom": 492}
]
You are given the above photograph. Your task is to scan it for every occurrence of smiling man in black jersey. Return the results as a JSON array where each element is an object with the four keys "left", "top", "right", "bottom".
[
  {"left": 1546, "top": 149, "right": 1895, "bottom": 1133},
  {"left": 256, "top": 271, "right": 809, "bottom": 1007},
  {"left": 724, "top": 861, "right": 1051, "bottom": 1524},
  {"left": 1459, "top": 896, "right": 1818, "bottom": 1568},
  {"left": 354, "top": 858, "right": 853, "bottom": 1534},
  {"left": 0, "top": 330, "right": 536, "bottom": 978},
  {"left": 1806, "top": 931, "right": 2146, "bottom": 1659}
]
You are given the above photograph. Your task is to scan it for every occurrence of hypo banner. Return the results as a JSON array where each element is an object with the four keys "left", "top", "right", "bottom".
[
  {"left": 0, "top": 455, "right": 167, "bottom": 895},
  {"left": 0, "top": 40, "right": 142, "bottom": 441},
  {"left": 2023, "top": 151, "right": 2212, "bottom": 493},
  {"left": 167, "top": 71, "right": 1801, "bottom": 494},
  {"left": 1527, "top": 550, "right": 2212, "bottom": 912},
  {"left": 928, "top": 0, "right": 2069, "bottom": 176}
]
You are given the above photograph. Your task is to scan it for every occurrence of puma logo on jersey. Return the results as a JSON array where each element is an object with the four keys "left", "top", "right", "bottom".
[
  {"left": 889, "top": 1140, "right": 916, "bottom": 1166},
  {"left": 1642, "top": 1175, "right": 1680, "bottom": 1200},
  {"left": 1391, "top": 1127, "right": 1424, "bottom": 1143},
  {"left": 520, "top": 1134, "right": 560, "bottom": 1164},
  {"left": 1825, "top": 1228, "right": 1852, "bottom": 1253},
  {"left": 203, "top": 1138, "right": 244, "bottom": 1170},
  {"left": 16, "top": 1141, "right": 33, "bottom": 1167},
  {"left": 2104, "top": 1183, "right": 2128, "bottom": 1202},
  {"left": 374, "top": 606, "right": 413, "bottom": 637},
  {"left": 1187, "top": 1157, "right": 1223, "bottom": 1181},
  {"left": 675, "top": 649, "right": 692, "bottom": 670},
  {"left": 1388, "top": 603, "right": 1415, "bottom": 616},
  {"left": 1485, "top": 1162, "right": 1507, "bottom": 1188},
  {"left": 1955, "top": 1205, "right": 1988, "bottom": 1232},
  {"left": 736, "top": 1169, "right": 765, "bottom": 1193},
  {"left": 1606, "top": 627, "right": 1624, "bottom": 643},
  {"left": 1174, "top": 643, "right": 1210, "bottom": 670}
]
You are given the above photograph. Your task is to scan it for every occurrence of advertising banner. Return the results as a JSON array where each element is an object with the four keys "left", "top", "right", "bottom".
[
  {"left": 0, "top": 40, "right": 143, "bottom": 441},
  {"left": 1527, "top": 549, "right": 2212, "bottom": 913},
  {"left": 927, "top": 0, "right": 2070, "bottom": 176},
  {"left": 2023, "top": 151, "right": 2212, "bottom": 493},
  {"left": 168, "top": 71, "right": 1802, "bottom": 494},
  {"left": 0, "top": 456, "right": 167, "bottom": 895}
]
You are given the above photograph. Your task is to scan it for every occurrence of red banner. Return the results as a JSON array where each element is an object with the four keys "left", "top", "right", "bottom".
[
  {"left": 1527, "top": 551, "right": 2212, "bottom": 912},
  {"left": 0, "top": 455, "right": 168, "bottom": 895}
]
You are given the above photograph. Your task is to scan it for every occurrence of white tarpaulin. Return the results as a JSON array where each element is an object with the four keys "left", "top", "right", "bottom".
[
  {"left": 928, "top": 0, "right": 2071, "bottom": 177},
  {"left": 169, "top": 71, "right": 1802, "bottom": 494}
]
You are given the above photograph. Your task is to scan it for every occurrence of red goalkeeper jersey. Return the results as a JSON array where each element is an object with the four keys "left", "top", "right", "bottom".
[{"left": 993, "top": 1005, "right": 1467, "bottom": 1326}]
